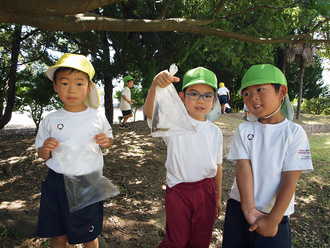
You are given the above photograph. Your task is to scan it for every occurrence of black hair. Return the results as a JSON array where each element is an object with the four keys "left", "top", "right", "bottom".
[
  {"left": 53, "top": 67, "right": 90, "bottom": 84},
  {"left": 241, "top": 83, "right": 281, "bottom": 95},
  {"left": 272, "top": 83, "right": 281, "bottom": 92}
]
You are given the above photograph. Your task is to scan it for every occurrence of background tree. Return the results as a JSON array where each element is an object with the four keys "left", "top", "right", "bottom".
[
  {"left": 0, "top": 24, "right": 58, "bottom": 129},
  {"left": 1, "top": 0, "right": 329, "bottom": 45},
  {"left": 14, "top": 71, "right": 61, "bottom": 131},
  {"left": 1, "top": 1, "right": 330, "bottom": 128}
]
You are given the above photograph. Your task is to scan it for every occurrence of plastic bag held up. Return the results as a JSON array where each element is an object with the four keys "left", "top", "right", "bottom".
[
  {"left": 53, "top": 138, "right": 119, "bottom": 213},
  {"left": 150, "top": 64, "right": 198, "bottom": 137}
]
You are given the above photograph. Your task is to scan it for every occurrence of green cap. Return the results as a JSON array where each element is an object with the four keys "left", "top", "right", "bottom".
[
  {"left": 124, "top": 75, "right": 134, "bottom": 84},
  {"left": 238, "top": 64, "right": 287, "bottom": 95},
  {"left": 182, "top": 67, "right": 217, "bottom": 91},
  {"left": 239, "top": 64, "right": 293, "bottom": 121}
]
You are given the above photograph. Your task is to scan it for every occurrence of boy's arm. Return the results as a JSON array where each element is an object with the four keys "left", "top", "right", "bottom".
[
  {"left": 37, "top": 138, "right": 60, "bottom": 160},
  {"left": 121, "top": 95, "right": 132, "bottom": 105},
  {"left": 237, "top": 159, "right": 266, "bottom": 225},
  {"left": 144, "top": 70, "right": 180, "bottom": 119},
  {"left": 249, "top": 170, "right": 302, "bottom": 237},
  {"left": 213, "top": 163, "right": 222, "bottom": 218}
]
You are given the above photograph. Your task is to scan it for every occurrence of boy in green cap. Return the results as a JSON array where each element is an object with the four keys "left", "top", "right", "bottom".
[
  {"left": 118, "top": 75, "right": 136, "bottom": 128},
  {"left": 222, "top": 64, "right": 313, "bottom": 248},
  {"left": 144, "top": 67, "right": 223, "bottom": 247},
  {"left": 35, "top": 53, "right": 115, "bottom": 248}
]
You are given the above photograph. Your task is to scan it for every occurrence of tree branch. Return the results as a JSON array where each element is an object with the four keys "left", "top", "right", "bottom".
[
  {"left": 214, "top": 0, "right": 226, "bottom": 15},
  {"left": 155, "top": 0, "right": 172, "bottom": 20},
  {"left": 1, "top": 10, "right": 329, "bottom": 45},
  {"left": 0, "top": 0, "right": 124, "bottom": 16}
]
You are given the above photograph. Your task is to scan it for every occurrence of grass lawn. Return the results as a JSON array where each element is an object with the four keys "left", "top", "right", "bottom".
[{"left": 291, "top": 133, "right": 330, "bottom": 247}]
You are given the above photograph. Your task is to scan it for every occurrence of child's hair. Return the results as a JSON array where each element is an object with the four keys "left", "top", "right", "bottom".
[
  {"left": 53, "top": 67, "right": 91, "bottom": 84},
  {"left": 241, "top": 83, "right": 281, "bottom": 95}
]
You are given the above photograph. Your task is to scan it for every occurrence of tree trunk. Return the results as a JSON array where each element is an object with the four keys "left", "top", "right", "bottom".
[
  {"left": 296, "top": 58, "right": 306, "bottom": 120},
  {"left": 104, "top": 75, "right": 114, "bottom": 124},
  {"left": 0, "top": 24, "right": 21, "bottom": 130},
  {"left": 277, "top": 47, "right": 287, "bottom": 75}
]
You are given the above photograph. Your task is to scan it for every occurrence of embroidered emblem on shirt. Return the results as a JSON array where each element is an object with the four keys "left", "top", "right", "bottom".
[
  {"left": 57, "top": 123, "right": 64, "bottom": 130},
  {"left": 297, "top": 149, "right": 311, "bottom": 160},
  {"left": 247, "top": 134, "right": 254, "bottom": 140},
  {"left": 88, "top": 225, "right": 94, "bottom": 232}
]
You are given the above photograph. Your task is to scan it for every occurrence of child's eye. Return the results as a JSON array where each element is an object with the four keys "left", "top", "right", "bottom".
[
  {"left": 243, "top": 92, "right": 250, "bottom": 97},
  {"left": 204, "top": 94, "right": 214, "bottom": 99},
  {"left": 258, "top": 88, "right": 264, "bottom": 92},
  {"left": 190, "top": 92, "right": 198, "bottom": 97},
  {"left": 77, "top": 83, "right": 83, "bottom": 86}
]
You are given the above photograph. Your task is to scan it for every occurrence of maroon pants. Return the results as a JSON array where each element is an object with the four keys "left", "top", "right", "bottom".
[{"left": 159, "top": 178, "right": 217, "bottom": 248}]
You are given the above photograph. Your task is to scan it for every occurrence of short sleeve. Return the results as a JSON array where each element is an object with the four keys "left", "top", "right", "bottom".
[
  {"left": 227, "top": 126, "right": 249, "bottom": 163},
  {"left": 283, "top": 126, "right": 313, "bottom": 173},
  {"left": 35, "top": 117, "right": 51, "bottom": 149}
]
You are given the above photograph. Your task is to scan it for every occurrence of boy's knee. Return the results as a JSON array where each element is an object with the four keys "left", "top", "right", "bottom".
[
  {"left": 51, "top": 234, "right": 67, "bottom": 247},
  {"left": 83, "top": 237, "right": 99, "bottom": 248}
]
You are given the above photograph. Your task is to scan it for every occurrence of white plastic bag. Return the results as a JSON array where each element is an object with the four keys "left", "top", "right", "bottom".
[
  {"left": 53, "top": 138, "right": 119, "bottom": 213},
  {"left": 150, "top": 64, "right": 198, "bottom": 137}
]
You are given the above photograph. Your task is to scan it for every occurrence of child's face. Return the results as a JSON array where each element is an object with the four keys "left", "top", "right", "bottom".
[
  {"left": 179, "top": 84, "right": 216, "bottom": 121},
  {"left": 126, "top": 80, "right": 134, "bottom": 88},
  {"left": 54, "top": 70, "right": 91, "bottom": 112},
  {"left": 243, "top": 83, "right": 286, "bottom": 124}
]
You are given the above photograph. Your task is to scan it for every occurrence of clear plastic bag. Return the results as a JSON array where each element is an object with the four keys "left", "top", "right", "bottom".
[
  {"left": 53, "top": 138, "right": 119, "bottom": 213},
  {"left": 205, "top": 99, "right": 221, "bottom": 122},
  {"left": 150, "top": 64, "right": 198, "bottom": 137}
]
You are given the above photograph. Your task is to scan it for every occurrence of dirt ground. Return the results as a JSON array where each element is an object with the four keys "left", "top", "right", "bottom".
[{"left": 0, "top": 112, "right": 328, "bottom": 247}]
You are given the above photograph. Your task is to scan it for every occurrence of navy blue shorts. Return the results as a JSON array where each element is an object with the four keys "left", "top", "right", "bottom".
[
  {"left": 219, "top": 95, "right": 228, "bottom": 104},
  {"left": 121, "top": 110, "right": 132, "bottom": 116},
  {"left": 222, "top": 199, "right": 291, "bottom": 248},
  {"left": 37, "top": 169, "right": 103, "bottom": 244}
]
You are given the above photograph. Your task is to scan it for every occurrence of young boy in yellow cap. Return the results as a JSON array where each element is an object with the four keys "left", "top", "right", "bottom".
[
  {"left": 35, "top": 53, "right": 114, "bottom": 248},
  {"left": 144, "top": 67, "right": 223, "bottom": 247},
  {"left": 118, "top": 75, "right": 136, "bottom": 128},
  {"left": 217, "top": 82, "right": 230, "bottom": 114},
  {"left": 222, "top": 64, "right": 313, "bottom": 248}
]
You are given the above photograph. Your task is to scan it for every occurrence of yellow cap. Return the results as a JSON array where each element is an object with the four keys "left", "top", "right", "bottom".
[
  {"left": 219, "top": 82, "right": 225, "bottom": 88},
  {"left": 46, "top": 53, "right": 100, "bottom": 109}
]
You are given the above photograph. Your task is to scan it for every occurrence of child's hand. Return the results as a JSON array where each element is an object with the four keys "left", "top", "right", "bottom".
[
  {"left": 131, "top": 99, "right": 136, "bottom": 103},
  {"left": 216, "top": 198, "right": 222, "bottom": 218},
  {"left": 94, "top": 133, "right": 113, "bottom": 149},
  {"left": 41, "top": 138, "right": 60, "bottom": 153},
  {"left": 38, "top": 138, "right": 59, "bottom": 160},
  {"left": 153, "top": 70, "right": 180, "bottom": 88},
  {"left": 249, "top": 215, "right": 278, "bottom": 237},
  {"left": 244, "top": 207, "right": 267, "bottom": 225}
]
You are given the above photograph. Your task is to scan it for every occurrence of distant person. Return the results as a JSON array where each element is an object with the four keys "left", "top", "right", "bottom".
[
  {"left": 144, "top": 67, "right": 223, "bottom": 248},
  {"left": 243, "top": 103, "right": 250, "bottom": 121},
  {"left": 35, "top": 53, "right": 114, "bottom": 248},
  {"left": 217, "top": 82, "right": 230, "bottom": 114},
  {"left": 118, "top": 75, "right": 136, "bottom": 128},
  {"left": 222, "top": 64, "right": 313, "bottom": 248},
  {"left": 225, "top": 103, "right": 231, "bottom": 113}
]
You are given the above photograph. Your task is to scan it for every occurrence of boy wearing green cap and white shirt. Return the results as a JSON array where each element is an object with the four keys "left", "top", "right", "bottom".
[
  {"left": 144, "top": 67, "right": 223, "bottom": 247},
  {"left": 222, "top": 64, "right": 313, "bottom": 248},
  {"left": 118, "top": 75, "right": 136, "bottom": 128},
  {"left": 35, "top": 53, "right": 114, "bottom": 248}
]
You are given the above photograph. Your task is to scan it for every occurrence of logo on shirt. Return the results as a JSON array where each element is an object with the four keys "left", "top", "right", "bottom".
[
  {"left": 88, "top": 225, "right": 94, "bottom": 232},
  {"left": 247, "top": 133, "right": 254, "bottom": 140},
  {"left": 57, "top": 123, "right": 64, "bottom": 130},
  {"left": 297, "top": 149, "right": 311, "bottom": 160}
]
